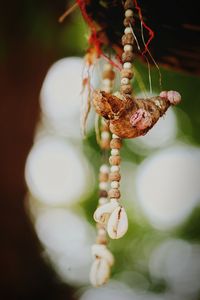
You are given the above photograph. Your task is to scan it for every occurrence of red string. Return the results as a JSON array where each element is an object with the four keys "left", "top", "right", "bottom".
[
  {"left": 76, "top": 0, "right": 121, "bottom": 69},
  {"left": 133, "top": 0, "right": 155, "bottom": 55}
]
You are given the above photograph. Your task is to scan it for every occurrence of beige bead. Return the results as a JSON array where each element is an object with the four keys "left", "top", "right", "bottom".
[
  {"left": 121, "top": 77, "right": 129, "bottom": 85},
  {"left": 124, "top": 44, "right": 133, "bottom": 52},
  {"left": 110, "top": 165, "right": 120, "bottom": 172},
  {"left": 110, "top": 138, "right": 122, "bottom": 149},
  {"left": 100, "top": 164, "right": 109, "bottom": 173},
  {"left": 109, "top": 155, "right": 121, "bottom": 165},
  {"left": 104, "top": 63, "right": 112, "bottom": 71},
  {"left": 111, "top": 181, "right": 120, "bottom": 189},
  {"left": 101, "top": 131, "right": 110, "bottom": 140},
  {"left": 109, "top": 188, "right": 121, "bottom": 199},
  {"left": 124, "top": 27, "right": 132, "bottom": 34},
  {"left": 109, "top": 172, "right": 121, "bottom": 182},
  {"left": 102, "top": 78, "right": 112, "bottom": 87},
  {"left": 111, "top": 149, "right": 119, "bottom": 156},
  {"left": 120, "top": 84, "right": 132, "bottom": 94},
  {"left": 112, "top": 134, "right": 120, "bottom": 139},
  {"left": 123, "top": 62, "right": 132, "bottom": 69},
  {"left": 121, "top": 68, "right": 134, "bottom": 79},
  {"left": 125, "top": 9, "right": 134, "bottom": 17},
  {"left": 99, "top": 182, "right": 108, "bottom": 190}
]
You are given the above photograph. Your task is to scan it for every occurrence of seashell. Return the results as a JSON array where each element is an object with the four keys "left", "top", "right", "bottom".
[
  {"left": 93, "top": 199, "right": 119, "bottom": 224},
  {"left": 91, "top": 244, "right": 114, "bottom": 266},
  {"left": 89, "top": 257, "right": 110, "bottom": 287},
  {"left": 107, "top": 206, "right": 128, "bottom": 239}
]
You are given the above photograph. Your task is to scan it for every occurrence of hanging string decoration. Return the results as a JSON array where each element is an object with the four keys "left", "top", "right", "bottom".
[{"left": 76, "top": 0, "right": 181, "bottom": 286}]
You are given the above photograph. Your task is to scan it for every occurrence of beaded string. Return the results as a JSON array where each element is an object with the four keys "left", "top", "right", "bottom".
[{"left": 90, "top": 63, "right": 115, "bottom": 287}]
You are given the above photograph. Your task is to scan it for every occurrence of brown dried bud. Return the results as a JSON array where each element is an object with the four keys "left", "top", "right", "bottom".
[
  {"left": 99, "top": 172, "right": 109, "bottom": 182},
  {"left": 109, "top": 172, "right": 121, "bottom": 182},
  {"left": 110, "top": 138, "right": 122, "bottom": 149},
  {"left": 120, "top": 84, "right": 132, "bottom": 94},
  {"left": 109, "top": 156, "right": 121, "bottom": 166},
  {"left": 122, "top": 51, "right": 135, "bottom": 63},
  {"left": 99, "top": 190, "right": 108, "bottom": 198},
  {"left": 121, "top": 69, "right": 134, "bottom": 79},
  {"left": 124, "top": 0, "right": 134, "bottom": 10},
  {"left": 122, "top": 33, "right": 134, "bottom": 45},
  {"left": 102, "top": 70, "right": 115, "bottom": 80},
  {"left": 123, "top": 16, "right": 135, "bottom": 27},
  {"left": 109, "top": 189, "right": 121, "bottom": 199}
]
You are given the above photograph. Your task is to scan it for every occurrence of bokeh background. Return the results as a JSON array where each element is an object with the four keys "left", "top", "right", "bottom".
[{"left": 1, "top": 1, "right": 200, "bottom": 299}]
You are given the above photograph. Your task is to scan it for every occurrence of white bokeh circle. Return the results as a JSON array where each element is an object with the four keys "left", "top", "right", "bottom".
[
  {"left": 40, "top": 57, "right": 98, "bottom": 138},
  {"left": 35, "top": 208, "right": 94, "bottom": 285},
  {"left": 136, "top": 145, "right": 200, "bottom": 229},
  {"left": 25, "top": 136, "right": 94, "bottom": 205}
]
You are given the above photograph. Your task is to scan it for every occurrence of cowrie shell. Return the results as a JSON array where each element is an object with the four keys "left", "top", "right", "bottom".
[
  {"left": 90, "top": 257, "right": 110, "bottom": 287},
  {"left": 91, "top": 244, "right": 114, "bottom": 266},
  {"left": 93, "top": 200, "right": 119, "bottom": 225},
  {"left": 107, "top": 206, "right": 128, "bottom": 239}
]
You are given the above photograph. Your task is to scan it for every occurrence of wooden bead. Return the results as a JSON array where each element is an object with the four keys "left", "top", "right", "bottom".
[
  {"left": 121, "top": 84, "right": 132, "bottom": 94},
  {"left": 123, "top": 16, "right": 135, "bottom": 27},
  {"left": 102, "top": 69, "right": 115, "bottom": 80},
  {"left": 99, "top": 190, "right": 108, "bottom": 198},
  {"left": 109, "top": 172, "right": 121, "bottom": 182},
  {"left": 124, "top": 0, "right": 134, "bottom": 10},
  {"left": 96, "top": 236, "right": 107, "bottom": 245},
  {"left": 99, "top": 172, "right": 109, "bottom": 182},
  {"left": 109, "top": 189, "right": 121, "bottom": 199},
  {"left": 122, "top": 33, "right": 134, "bottom": 45},
  {"left": 121, "top": 68, "right": 134, "bottom": 79},
  {"left": 101, "top": 122, "right": 109, "bottom": 131},
  {"left": 122, "top": 51, "right": 135, "bottom": 63},
  {"left": 100, "top": 139, "right": 110, "bottom": 150},
  {"left": 110, "top": 138, "right": 122, "bottom": 149},
  {"left": 109, "top": 155, "right": 121, "bottom": 165}
]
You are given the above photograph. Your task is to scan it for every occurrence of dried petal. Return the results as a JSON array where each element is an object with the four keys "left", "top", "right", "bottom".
[
  {"left": 93, "top": 200, "right": 119, "bottom": 225},
  {"left": 90, "top": 257, "right": 110, "bottom": 287},
  {"left": 167, "top": 90, "right": 181, "bottom": 105},
  {"left": 107, "top": 206, "right": 128, "bottom": 239},
  {"left": 130, "top": 108, "right": 152, "bottom": 130},
  {"left": 91, "top": 244, "right": 114, "bottom": 266}
]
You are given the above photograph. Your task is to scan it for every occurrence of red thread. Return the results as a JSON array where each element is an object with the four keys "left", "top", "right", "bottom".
[
  {"left": 133, "top": 0, "right": 154, "bottom": 55},
  {"left": 76, "top": 0, "right": 121, "bottom": 69}
]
